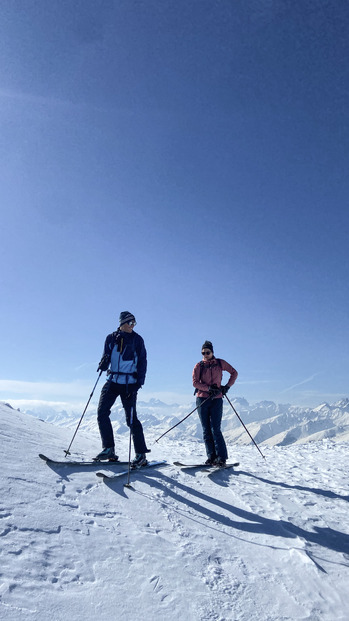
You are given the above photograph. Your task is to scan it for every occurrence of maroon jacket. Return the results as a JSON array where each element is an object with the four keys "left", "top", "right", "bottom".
[{"left": 192, "top": 357, "right": 238, "bottom": 399}]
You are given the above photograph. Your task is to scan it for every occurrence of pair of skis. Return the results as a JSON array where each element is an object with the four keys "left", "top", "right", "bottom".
[
  {"left": 174, "top": 461, "right": 239, "bottom": 472},
  {"left": 39, "top": 454, "right": 239, "bottom": 480},
  {"left": 39, "top": 454, "right": 167, "bottom": 480}
]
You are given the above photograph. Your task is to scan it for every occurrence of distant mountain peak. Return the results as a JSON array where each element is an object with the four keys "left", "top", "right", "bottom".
[
  {"left": 313, "top": 403, "right": 330, "bottom": 412},
  {"left": 334, "top": 397, "right": 349, "bottom": 408}
]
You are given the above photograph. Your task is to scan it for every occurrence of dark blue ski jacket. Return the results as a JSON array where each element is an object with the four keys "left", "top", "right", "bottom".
[{"left": 100, "top": 330, "right": 147, "bottom": 387}]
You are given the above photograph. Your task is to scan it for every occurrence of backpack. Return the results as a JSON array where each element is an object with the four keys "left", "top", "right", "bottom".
[{"left": 107, "top": 331, "right": 138, "bottom": 383}]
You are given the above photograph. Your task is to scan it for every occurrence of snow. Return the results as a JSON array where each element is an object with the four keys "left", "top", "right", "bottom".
[{"left": 1, "top": 400, "right": 349, "bottom": 620}]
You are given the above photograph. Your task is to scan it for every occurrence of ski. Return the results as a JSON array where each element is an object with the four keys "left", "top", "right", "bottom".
[
  {"left": 174, "top": 461, "right": 239, "bottom": 470},
  {"left": 39, "top": 454, "right": 129, "bottom": 466},
  {"left": 96, "top": 460, "right": 167, "bottom": 480}
]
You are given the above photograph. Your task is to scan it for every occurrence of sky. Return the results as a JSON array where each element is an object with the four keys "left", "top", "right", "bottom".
[{"left": 1, "top": 0, "right": 349, "bottom": 410}]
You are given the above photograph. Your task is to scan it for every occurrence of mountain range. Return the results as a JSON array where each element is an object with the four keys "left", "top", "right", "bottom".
[{"left": 6, "top": 396, "right": 349, "bottom": 447}]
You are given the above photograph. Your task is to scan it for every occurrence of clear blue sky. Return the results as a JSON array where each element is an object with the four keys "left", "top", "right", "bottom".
[{"left": 1, "top": 0, "right": 348, "bottom": 408}]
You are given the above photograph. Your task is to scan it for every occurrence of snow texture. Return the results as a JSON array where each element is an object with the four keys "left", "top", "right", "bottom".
[{"left": 1, "top": 401, "right": 349, "bottom": 620}]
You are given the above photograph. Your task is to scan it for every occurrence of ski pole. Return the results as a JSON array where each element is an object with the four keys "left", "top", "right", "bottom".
[
  {"left": 124, "top": 406, "right": 134, "bottom": 488},
  {"left": 155, "top": 396, "right": 211, "bottom": 443},
  {"left": 64, "top": 370, "right": 103, "bottom": 456},
  {"left": 224, "top": 394, "right": 265, "bottom": 460}
]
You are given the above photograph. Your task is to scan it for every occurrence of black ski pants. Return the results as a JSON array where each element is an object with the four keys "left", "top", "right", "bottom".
[
  {"left": 97, "top": 381, "right": 148, "bottom": 454},
  {"left": 196, "top": 396, "right": 228, "bottom": 461}
]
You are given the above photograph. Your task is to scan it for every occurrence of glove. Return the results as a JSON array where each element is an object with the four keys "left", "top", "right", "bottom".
[
  {"left": 126, "top": 383, "right": 142, "bottom": 399},
  {"left": 128, "top": 382, "right": 142, "bottom": 392},
  {"left": 221, "top": 385, "right": 230, "bottom": 396},
  {"left": 97, "top": 354, "right": 110, "bottom": 372},
  {"left": 209, "top": 384, "right": 221, "bottom": 397}
]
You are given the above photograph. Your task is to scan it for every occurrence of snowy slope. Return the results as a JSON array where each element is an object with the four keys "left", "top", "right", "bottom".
[{"left": 1, "top": 401, "right": 349, "bottom": 621}]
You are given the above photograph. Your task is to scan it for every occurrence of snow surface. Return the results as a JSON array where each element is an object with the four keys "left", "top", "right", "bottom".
[{"left": 1, "top": 401, "right": 349, "bottom": 620}]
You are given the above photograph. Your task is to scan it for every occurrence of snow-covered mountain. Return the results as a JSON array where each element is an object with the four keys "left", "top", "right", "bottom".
[
  {"left": 17, "top": 396, "right": 349, "bottom": 447},
  {"left": 1, "top": 400, "right": 348, "bottom": 621}
]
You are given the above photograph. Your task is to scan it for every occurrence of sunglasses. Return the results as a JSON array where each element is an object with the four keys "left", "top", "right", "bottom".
[
  {"left": 128, "top": 321, "right": 137, "bottom": 327},
  {"left": 202, "top": 350, "right": 212, "bottom": 356}
]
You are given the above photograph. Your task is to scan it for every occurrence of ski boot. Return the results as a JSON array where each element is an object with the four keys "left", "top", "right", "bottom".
[{"left": 93, "top": 447, "right": 119, "bottom": 462}]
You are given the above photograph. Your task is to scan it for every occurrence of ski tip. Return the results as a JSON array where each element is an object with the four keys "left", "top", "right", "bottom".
[{"left": 39, "top": 454, "right": 49, "bottom": 461}]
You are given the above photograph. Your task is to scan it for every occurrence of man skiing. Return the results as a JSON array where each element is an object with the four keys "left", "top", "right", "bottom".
[{"left": 94, "top": 311, "right": 150, "bottom": 467}]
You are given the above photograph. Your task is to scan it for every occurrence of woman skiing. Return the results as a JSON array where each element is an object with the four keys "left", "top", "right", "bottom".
[{"left": 192, "top": 340, "right": 238, "bottom": 466}]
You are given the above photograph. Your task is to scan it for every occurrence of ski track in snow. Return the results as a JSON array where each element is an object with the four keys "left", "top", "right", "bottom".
[{"left": 1, "top": 403, "right": 349, "bottom": 620}]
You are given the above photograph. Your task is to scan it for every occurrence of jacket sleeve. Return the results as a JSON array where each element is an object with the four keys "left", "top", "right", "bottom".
[
  {"left": 98, "top": 334, "right": 113, "bottom": 371},
  {"left": 136, "top": 336, "right": 147, "bottom": 385},
  {"left": 221, "top": 359, "right": 238, "bottom": 387}
]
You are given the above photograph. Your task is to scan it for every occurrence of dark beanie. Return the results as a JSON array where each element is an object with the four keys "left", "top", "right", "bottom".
[
  {"left": 119, "top": 311, "right": 136, "bottom": 326},
  {"left": 202, "top": 340, "right": 214, "bottom": 353}
]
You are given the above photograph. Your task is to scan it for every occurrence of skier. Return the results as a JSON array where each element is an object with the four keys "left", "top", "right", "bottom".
[
  {"left": 192, "top": 340, "right": 238, "bottom": 466},
  {"left": 94, "top": 311, "right": 150, "bottom": 467}
]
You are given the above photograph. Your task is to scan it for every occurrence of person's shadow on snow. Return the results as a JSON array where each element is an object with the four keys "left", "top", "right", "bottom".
[
  {"left": 122, "top": 469, "right": 349, "bottom": 571},
  {"left": 210, "top": 467, "right": 349, "bottom": 503}
]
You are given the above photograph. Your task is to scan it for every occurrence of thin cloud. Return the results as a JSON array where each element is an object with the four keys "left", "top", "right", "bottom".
[
  {"left": 74, "top": 362, "right": 96, "bottom": 372},
  {"left": 281, "top": 373, "right": 320, "bottom": 394},
  {"left": 0, "top": 88, "right": 110, "bottom": 113},
  {"left": 0, "top": 381, "right": 190, "bottom": 406},
  {"left": 0, "top": 87, "right": 70, "bottom": 107},
  {"left": 0, "top": 379, "right": 91, "bottom": 400}
]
